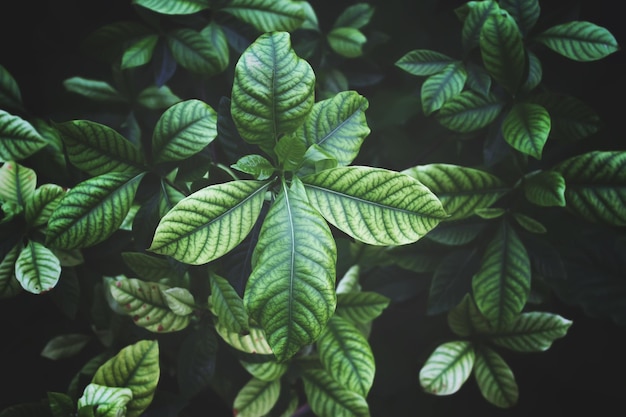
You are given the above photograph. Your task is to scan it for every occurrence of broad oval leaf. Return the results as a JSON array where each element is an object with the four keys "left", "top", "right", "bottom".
[
  {"left": 46, "top": 172, "right": 146, "bottom": 249},
  {"left": 0, "top": 64, "right": 24, "bottom": 113},
  {"left": 530, "top": 92, "right": 601, "bottom": 141},
  {"left": 502, "top": 102, "right": 551, "bottom": 159},
  {"left": 436, "top": 90, "right": 504, "bottom": 133},
  {"left": 231, "top": 32, "right": 315, "bottom": 156},
  {"left": 233, "top": 378, "right": 281, "bottom": 417},
  {"left": 489, "top": 311, "right": 572, "bottom": 352},
  {"left": 0, "top": 160, "right": 36, "bottom": 205},
  {"left": 132, "top": 0, "right": 209, "bottom": 15},
  {"left": 149, "top": 180, "right": 270, "bottom": 265},
  {"left": 209, "top": 273, "right": 249, "bottom": 334},
  {"left": 336, "top": 264, "right": 361, "bottom": 294},
  {"left": 335, "top": 291, "right": 390, "bottom": 324},
  {"left": 0, "top": 110, "right": 47, "bottom": 161},
  {"left": 327, "top": 27, "right": 367, "bottom": 58},
  {"left": 302, "top": 368, "right": 370, "bottom": 417},
  {"left": 220, "top": 0, "right": 306, "bottom": 32},
  {"left": 403, "top": 163, "right": 508, "bottom": 221},
  {"left": 62, "top": 77, "right": 127, "bottom": 103},
  {"left": 152, "top": 99, "right": 217, "bottom": 164},
  {"left": 523, "top": 170, "right": 566, "bottom": 207},
  {"left": 474, "top": 347, "right": 518, "bottom": 408},
  {"left": 534, "top": 21, "right": 619, "bottom": 61},
  {"left": 552, "top": 151, "right": 626, "bottom": 225},
  {"left": 200, "top": 22, "right": 229, "bottom": 74},
  {"left": 77, "top": 384, "right": 133, "bottom": 417},
  {"left": 15, "top": 241, "right": 61, "bottom": 294},
  {"left": 244, "top": 181, "right": 337, "bottom": 361},
  {"left": 54, "top": 120, "right": 145, "bottom": 176},
  {"left": 472, "top": 221, "right": 531, "bottom": 329},
  {"left": 166, "top": 28, "right": 227, "bottom": 76},
  {"left": 91, "top": 339, "right": 160, "bottom": 417},
  {"left": 421, "top": 62, "right": 467, "bottom": 116},
  {"left": 121, "top": 34, "right": 158, "bottom": 69},
  {"left": 395, "top": 49, "right": 457, "bottom": 76},
  {"left": 461, "top": 0, "right": 500, "bottom": 51},
  {"left": 231, "top": 154, "right": 275, "bottom": 180},
  {"left": 499, "top": 0, "right": 540, "bottom": 36},
  {"left": 419, "top": 340, "right": 475, "bottom": 396},
  {"left": 25, "top": 184, "right": 65, "bottom": 227},
  {"left": 303, "top": 166, "right": 447, "bottom": 246}
]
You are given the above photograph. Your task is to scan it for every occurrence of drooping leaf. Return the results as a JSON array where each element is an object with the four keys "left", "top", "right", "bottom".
[
  {"left": 121, "top": 34, "right": 159, "bottom": 69},
  {"left": 395, "top": 50, "right": 457, "bottom": 76},
  {"left": 240, "top": 358, "right": 288, "bottom": 382},
  {"left": 166, "top": 28, "right": 228, "bottom": 76},
  {"left": 41, "top": 333, "right": 92, "bottom": 360},
  {"left": 534, "top": 21, "right": 619, "bottom": 61},
  {"left": 335, "top": 291, "right": 390, "bottom": 324},
  {"left": 220, "top": 0, "right": 306, "bottom": 32},
  {"left": 489, "top": 311, "right": 572, "bottom": 352},
  {"left": 15, "top": 241, "right": 61, "bottom": 294},
  {"left": 419, "top": 341, "right": 475, "bottom": 396},
  {"left": 91, "top": 340, "right": 160, "bottom": 417},
  {"left": 245, "top": 180, "right": 337, "bottom": 361},
  {"left": 460, "top": 0, "right": 500, "bottom": 51},
  {"left": 233, "top": 378, "right": 281, "bottom": 417},
  {"left": 0, "top": 64, "right": 24, "bottom": 113},
  {"left": 530, "top": 92, "right": 601, "bottom": 141},
  {"left": 421, "top": 62, "right": 467, "bottom": 116},
  {"left": 502, "top": 102, "right": 551, "bottom": 159},
  {"left": 333, "top": 3, "right": 374, "bottom": 29},
  {"left": 303, "top": 166, "right": 446, "bottom": 245},
  {"left": 214, "top": 321, "right": 273, "bottom": 355},
  {"left": 149, "top": 180, "right": 270, "bottom": 265},
  {"left": 499, "top": 0, "right": 540, "bottom": 36},
  {"left": 0, "top": 110, "right": 47, "bottom": 161},
  {"left": 24, "top": 184, "right": 65, "bottom": 227},
  {"left": 435, "top": 90, "right": 504, "bottom": 132},
  {"left": 136, "top": 85, "right": 181, "bottom": 110},
  {"left": 301, "top": 367, "right": 370, "bottom": 417},
  {"left": 132, "top": 0, "right": 209, "bottom": 15},
  {"left": 77, "top": 384, "right": 133, "bottom": 417},
  {"left": 327, "top": 27, "right": 367, "bottom": 58},
  {"left": 231, "top": 32, "right": 315, "bottom": 156},
  {"left": 473, "top": 346, "right": 518, "bottom": 408},
  {"left": 209, "top": 272, "right": 249, "bottom": 334},
  {"left": 0, "top": 161, "right": 36, "bottom": 205},
  {"left": 46, "top": 172, "right": 146, "bottom": 249},
  {"left": 447, "top": 293, "right": 493, "bottom": 337}
]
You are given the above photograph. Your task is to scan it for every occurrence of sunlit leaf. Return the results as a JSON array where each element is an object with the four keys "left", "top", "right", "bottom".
[
  {"left": 24, "top": 184, "right": 65, "bottom": 227},
  {"left": 231, "top": 154, "right": 276, "bottom": 180},
  {"left": 240, "top": 358, "right": 288, "bottom": 382},
  {"left": 0, "top": 110, "right": 47, "bottom": 161},
  {"left": 489, "top": 311, "right": 572, "bottom": 352},
  {"left": 233, "top": 378, "right": 281, "bottom": 417},
  {"left": 421, "top": 62, "right": 467, "bottom": 116},
  {"left": 335, "top": 264, "right": 361, "bottom": 294},
  {"left": 121, "top": 34, "right": 159, "bottom": 69},
  {"left": 419, "top": 341, "right": 475, "bottom": 396},
  {"left": 77, "top": 384, "right": 133, "bottom": 417},
  {"left": 162, "top": 287, "right": 195, "bottom": 316},
  {"left": 502, "top": 102, "right": 551, "bottom": 159},
  {"left": 473, "top": 346, "right": 518, "bottom": 408},
  {"left": 302, "top": 367, "right": 370, "bottom": 417},
  {"left": 534, "top": 21, "right": 619, "bottom": 61},
  {"left": 15, "top": 241, "right": 61, "bottom": 294},
  {"left": 214, "top": 321, "right": 273, "bottom": 355}
]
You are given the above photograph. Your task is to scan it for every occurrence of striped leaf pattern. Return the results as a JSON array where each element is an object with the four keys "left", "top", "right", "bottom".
[
  {"left": 199, "top": 22, "right": 229, "bottom": 74},
  {"left": 472, "top": 221, "right": 531, "bottom": 329},
  {"left": 132, "top": 0, "right": 209, "bottom": 15},
  {"left": 317, "top": 315, "right": 375, "bottom": 397},
  {"left": 534, "top": 21, "right": 619, "bottom": 61},
  {"left": 214, "top": 322, "right": 273, "bottom": 355},
  {"left": 447, "top": 294, "right": 492, "bottom": 337},
  {"left": 336, "top": 264, "right": 361, "bottom": 294},
  {"left": 220, "top": 0, "right": 306, "bottom": 32},
  {"left": 419, "top": 341, "right": 475, "bottom": 396},
  {"left": 166, "top": 28, "right": 227, "bottom": 75},
  {"left": 152, "top": 99, "right": 217, "bottom": 164},
  {"left": 395, "top": 49, "right": 457, "bottom": 76},
  {"left": 15, "top": 241, "right": 61, "bottom": 294},
  {"left": 209, "top": 273, "right": 249, "bottom": 334},
  {"left": 327, "top": 27, "right": 367, "bottom": 58},
  {"left": 552, "top": 151, "right": 626, "bottom": 225},
  {"left": 512, "top": 212, "right": 546, "bottom": 234},
  {"left": 149, "top": 180, "right": 270, "bottom": 265},
  {"left": 110, "top": 278, "right": 190, "bottom": 332},
  {"left": 436, "top": 91, "right": 504, "bottom": 132},
  {"left": 77, "top": 384, "right": 133, "bottom": 416},
  {"left": 302, "top": 368, "right": 370, "bottom": 417},
  {"left": 403, "top": 163, "right": 508, "bottom": 221},
  {"left": 523, "top": 170, "right": 566, "bottom": 207},
  {"left": 233, "top": 378, "right": 281, "bottom": 417},
  {"left": 63, "top": 77, "right": 127, "bottom": 103},
  {"left": 0, "top": 244, "right": 21, "bottom": 298},
  {"left": 231, "top": 32, "right": 314, "bottom": 156},
  {"left": 334, "top": 3, "right": 374, "bottom": 29},
  {"left": 162, "top": 287, "right": 195, "bottom": 316},
  {"left": 0, "top": 64, "right": 24, "bottom": 113},
  {"left": 91, "top": 340, "right": 160, "bottom": 417},
  {"left": 240, "top": 359, "right": 288, "bottom": 381},
  {"left": 521, "top": 50, "right": 542, "bottom": 93},
  {"left": 500, "top": 0, "right": 540, "bottom": 36},
  {"left": 0, "top": 110, "right": 47, "bottom": 161},
  {"left": 473, "top": 346, "right": 518, "bottom": 408},
  {"left": 303, "top": 166, "right": 446, "bottom": 245},
  {"left": 0, "top": 161, "right": 36, "bottom": 205},
  {"left": 502, "top": 102, "right": 551, "bottom": 159},
  {"left": 55, "top": 120, "right": 145, "bottom": 176},
  {"left": 121, "top": 34, "right": 158, "bottom": 69},
  {"left": 480, "top": 10, "right": 525, "bottom": 94},
  {"left": 465, "top": 62, "right": 492, "bottom": 96},
  {"left": 461, "top": 0, "right": 500, "bottom": 51},
  {"left": 530, "top": 92, "right": 601, "bottom": 141},
  {"left": 245, "top": 181, "right": 337, "bottom": 361},
  {"left": 335, "top": 292, "right": 390, "bottom": 324},
  {"left": 25, "top": 184, "right": 65, "bottom": 227},
  {"left": 489, "top": 311, "right": 573, "bottom": 352},
  {"left": 46, "top": 172, "right": 145, "bottom": 249},
  {"left": 421, "top": 62, "right": 467, "bottom": 116}
]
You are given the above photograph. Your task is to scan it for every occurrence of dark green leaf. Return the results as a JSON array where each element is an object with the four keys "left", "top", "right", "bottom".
[
  {"left": 395, "top": 50, "right": 457, "bottom": 76},
  {"left": 421, "top": 62, "right": 467, "bottom": 116},
  {"left": 502, "top": 102, "right": 551, "bottom": 159},
  {"left": 132, "top": 0, "right": 209, "bottom": 15},
  {"left": 436, "top": 90, "right": 504, "bottom": 132},
  {"left": 302, "top": 367, "right": 370, "bottom": 417},
  {"left": 534, "top": 21, "right": 619, "bottom": 61},
  {"left": 0, "top": 110, "right": 47, "bottom": 162},
  {"left": 499, "top": 0, "right": 540, "bottom": 36},
  {"left": 333, "top": 3, "right": 374, "bottom": 29},
  {"left": 220, "top": 0, "right": 306, "bottom": 32},
  {"left": 474, "top": 346, "right": 518, "bottom": 408},
  {"left": 489, "top": 311, "right": 572, "bottom": 352},
  {"left": 121, "top": 34, "right": 159, "bottom": 69}
]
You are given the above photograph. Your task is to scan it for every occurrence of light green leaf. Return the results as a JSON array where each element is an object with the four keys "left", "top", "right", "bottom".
[
  {"left": 220, "top": 0, "right": 305, "bottom": 32},
  {"left": 166, "top": 28, "right": 227, "bottom": 75},
  {"left": 335, "top": 264, "right": 361, "bottom": 294},
  {"left": 245, "top": 180, "right": 337, "bottom": 361},
  {"left": 0, "top": 64, "right": 24, "bottom": 112},
  {"left": 121, "top": 34, "right": 159, "bottom": 69},
  {"left": 41, "top": 333, "right": 92, "bottom": 360},
  {"left": 512, "top": 212, "right": 546, "bottom": 234},
  {"left": 231, "top": 154, "right": 276, "bottom": 180},
  {"left": 474, "top": 347, "right": 518, "bottom": 408},
  {"left": 472, "top": 221, "right": 531, "bottom": 329},
  {"left": 274, "top": 134, "right": 306, "bottom": 171},
  {"left": 335, "top": 291, "right": 390, "bottom": 324},
  {"left": 149, "top": 180, "right": 270, "bottom": 265},
  {"left": 403, "top": 163, "right": 508, "bottom": 221},
  {"left": 303, "top": 166, "right": 446, "bottom": 245},
  {"left": 460, "top": 0, "right": 500, "bottom": 51},
  {"left": 0, "top": 110, "right": 47, "bottom": 161},
  {"left": 15, "top": 241, "right": 61, "bottom": 294},
  {"left": 523, "top": 170, "right": 566, "bottom": 207},
  {"left": 136, "top": 85, "right": 181, "bottom": 110},
  {"left": 302, "top": 367, "right": 370, "bottom": 417},
  {"left": 552, "top": 151, "right": 626, "bottom": 225},
  {"left": 152, "top": 99, "right": 217, "bottom": 164},
  {"left": 46, "top": 172, "right": 145, "bottom": 249},
  {"left": 110, "top": 278, "right": 190, "bottom": 332},
  {"left": 233, "top": 378, "right": 281, "bottom": 417},
  {"left": 421, "top": 62, "right": 467, "bottom": 116},
  {"left": 231, "top": 32, "right": 314, "bottom": 156},
  {"left": 210, "top": 273, "right": 249, "bottom": 334},
  {"left": 132, "top": 0, "right": 209, "bottom": 14},
  {"left": 317, "top": 315, "right": 375, "bottom": 397},
  {"left": 419, "top": 341, "right": 475, "bottom": 396},
  {"left": 214, "top": 321, "right": 273, "bottom": 355},
  {"left": 435, "top": 90, "right": 504, "bottom": 132},
  {"left": 480, "top": 10, "right": 525, "bottom": 94},
  {"left": 0, "top": 161, "right": 36, "bottom": 205},
  {"left": 502, "top": 102, "right": 551, "bottom": 159},
  {"left": 327, "top": 27, "right": 367, "bottom": 58},
  {"left": 499, "top": 0, "right": 540, "bottom": 36},
  {"left": 447, "top": 293, "right": 492, "bottom": 337},
  {"left": 240, "top": 358, "right": 288, "bottom": 382},
  {"left": 25, "top": 184, "right": 65, "bottom": 227},
  {"left": 395, "top": 50, "right": 457, "bottom": 77},
  {"left": 530, "top": 92, "right": 601, "bottom": 141},
  {"left": 333, "top": 3, "right": 374, "bottom": 29},
  {"left": 62, "top": 77, "right": 127, "bottom": 103},
  {"left": 54, "top": 120, "right": 145, "bottom": 176},
  {"left": 489, "top": 311, "right": 573, "bottom": 352},
  {"left": 78, "top": 384, "right": 133, "bottom": 417},
  {"left": 534, "top": 21, "right": 619, "bottom": 61},
  {"left": 162, "top": 287, "right": 195, "bottom": 316},
  {"left": 91, "top": 340, "right": 160, "bottom": 417}
]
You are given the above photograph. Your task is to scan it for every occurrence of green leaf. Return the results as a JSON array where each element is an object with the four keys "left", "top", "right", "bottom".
[
  {"left": 47, "top": 392, "right": 75, "bottom": 417},
  {"left": 317, "top": 315, "right": 375, "bottom": 396},
  {"left": 233, "top": 378, "right": 281, "bottom": 417},
  {"left": 435, "top": 90, "right": 504, "bottom": 132},
  {"left": 529, "top": 92, "right": 601, "bottom": 141},
  {"left": 474, "top": 207, "right": 506, "bottom": 219},
  {"left": 0, "top": 110, "right": 47, "bottom": 161},
  {"left": 502, "top": 103, "right": 551, "bottom": 159},
  {"left": 403, "top": 163, "right": 508, "bottom": 221},
  {"left": 421, "top": 62, "right": 467, "bottom": 116},
  {"left": 214, "top": 321, "right": 273, "bottom": 355},
  {"left": 121, "top": 252, "right": 174, "bottom": 281},
  {"left": 162, "top": 287, "right": 195, "bottom": 315},
  {"left": 299, "top": 1, "right": 319, "bottom": 31},
  {"left": 0, "top": 64, "right": 24, "bottom": 113},
  {"left": 473, "top": 347, "right": 518, "bottom": 408},
  {"left": 91, "top": 340, "right": 160, "bottom": 417},
  {"left": 303, "top": 166, "right": 446, "bottom": 245},
  {"left": 0, "top": 244, "right": 21, "bottom": 298},
  {"left": 335, "top": 291, "right": 390, "bottom": 324},
  {"left": 166, "top": 28, "right": 228, "bottom": 75},
  {"left": 77, "top": 384, "right": 133, "bottom": 417},
  {"left": 512, "top": 212, "right": 546, "bottom": 234},
  {"left": 274, "top": 134, "right": 306, "bottom": 171},
  {"left": 149, "top": 180, "right": 270, "bottom": 265},
  {"left": 231, "top": 32, "right": 315, "bottom": 156},
  {"left": 522, "top": 170, "right": 566, "bottom": 207},
  {"left": 327, "top": 27, "right": 367, "bottom": 58},
  {"left": 210, "top": 273, "right": 249, "bottom": 334},
  {"left": 419, "top": 341, "right": 475, "bottom": 396},
  {"left": 132, "top": 0, "right": 209, "bottom": 15},
  {"left": 534, "top": 21, "right": 620, "bottom": 61},
  {"left": 489, "top": 311, "right": 572, "bottom": 352},
  {"left": 110, "top": 277, "right": 190, "bottom": 332},
  {"left": 240, "top": 358, "right": 288, "bottom": 382},
  {"left": 136, "top": 85, "right": 181, "bottom": 110},
  {"left": 46, "top": 172, "right": 145, "bottom": 249},
  {"left": 24, "top": 184, "right": 65, "bottom": 227},
  {"left": 63, "top": 77, "right": 127, "bottom": 103},
  {"left": 54, "top": 120, "right": 145, "bottom": 176},
  {"left": 231, "top": 154, "right": 276, "bottom": 180},
  {"left": 41, "top": 333, "right": 92, "bottom": 360},
  {"left": 552, "top": 151, "right": 626, "bottom": 225},
  {"left": 15, "top": 241, "right": 61, "bottom": 294},
  {"left": 464, "top": 62, "right": 492, "bottom": 96},
  {"left": 480, "top": 10, "right": 525, "bottom": 94},
  {"left": 152, "top": 99, "right": 217, "bottom": 164},
  {"left": 333, "top": 3, "right": 374, "bottom": 29},
  {"left": 301, "top": 367, "right": 370, "bottom": 417},
  {"left": 472, "top": 221, "right": 531, "bottom": 329},
  {"left": 220, "top": 0, "right": 306, "bottom": 32},
  {"left": 245, "top": 180, "right": 337, "bottom": 361},
  {"left": 0, "top": 161, "right": 36, "bottom": 205},
  {"left": 499, "top": 0, "right": 540, "bottom": 36},
  {"left": 521, "top": 50, "right": 542, "bottom": 93},
  {"left": 121, "top": 34, "right": 158, "bottom": 69},
  {"left": 335, "top": 264, "right": 361, "bottom": 294},
  {"left": 460, "top": 0, "right": 500, "bottom": 51},
  {"left": 199, "top": 22, "right": 230, "bottom": 74},
  {"left": 395, "top": 49, "right": 457, "bottom": 77},
  {"left": 447, "top": 294, "right": 492, "bottom": 337}
]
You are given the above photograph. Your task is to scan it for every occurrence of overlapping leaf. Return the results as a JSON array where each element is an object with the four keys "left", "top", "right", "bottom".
[
  {"left": 447, "top": 293, "right": 492, "bottom": 337},
  {"left": 500, "top": 0, "right": 540, "bottom": 36},
  {"left": 15, "top": 241, "right": 61, "bottom": 294},
  {"left": 335, "top": 291, "right": 390, "bottom": 324},
  {"left": 166, "top": 28, "right": 227, "bottom": 76},
  {"left": 419, "top": 341, "right": 475, "bottom": 396},
  {"left": 435, "top": 91, "right": 504, "bottom": 132},
  {"left": 25, "top": 184, "right": 65, "bottom": 227},
  {"left": 530, "top": 92, "right": 601, "bottom": 141},
  {"left": 327, "top": 27, "right": 367, "bottom": 58},
  {"left": 0, "top": 64, "right": 24, "bottom": 112},
  {"left": 233, "top": 378, "right": 281, "bottom": 417},
  {"left": 473, "top": 347, "right": 518, "bottom": 408},
  {"left": 302, "top": 367, "right": 370, "bottom": 417},
  {"left": 132, "top": 0, "right": 209, "bottom": 15},
  {"left": 395, "top": 50, "right": 457, "bottom": 76},
  {"left": 121, "top": 34, "right": 158, "bottom": 69},
  {"left": 0, "top": 110, "right": 47, "bottom": 161},
  {"left": 240, "top": 358, "right": 288, "bottom": 382},
  {"left": 502, "top": 102, "right": 551, "bottom": 159},
  {"left": 0, "top": 244, "right": 21, "bottom": 298},
  {"left": 334, "top": 3, "right": 374, "bottom": 29},
  {"left": 0, "top": 161, "right": 36, "bottom": 205},
  {"left": 220, "top": 0, "right": 306, "bottom": 32},
  {"left": 489, "top": 312, "right": 572, "bottom": 352},
  {"left": 534, "top": 21, "right": 619, "bottom": 61},
  {"left": 460, "top": 0, "right": 500, "bottom": 51},
  {"left": 209, "top": 273, "right": 249, "bottom": 334},
  {"left": 421, "top": 62, "right": 467, "bottom": 116},
  {"left": 214, "top": 321, "right": 273, "bottom": 355}
]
